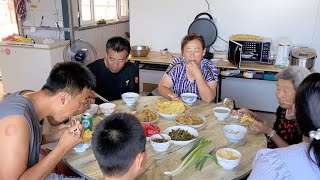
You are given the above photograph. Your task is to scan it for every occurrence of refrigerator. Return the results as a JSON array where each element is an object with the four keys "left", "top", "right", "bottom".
[{"left": 0, "top": 40, "right": 69, "bottom": 93}]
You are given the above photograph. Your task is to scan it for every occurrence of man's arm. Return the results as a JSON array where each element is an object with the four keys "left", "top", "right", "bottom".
[
  {"left": 0, "top": 115, "right": 84, "bottom": 179},
  {"left": 0, "top": 115, "right": 30, "bottom": 179}
]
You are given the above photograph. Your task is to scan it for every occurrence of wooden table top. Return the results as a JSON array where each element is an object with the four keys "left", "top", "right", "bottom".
[
  {"left": 215, "top": 59, "right": 282, "bottom": 73},
  {"left": 63, "top": 96, "right": 266, "bottom": 180},
  {"left": 129, "top": 51, "right": 282, "bottom": 73},
  {"left": 128, "top": 51, "right": 180, "bottom": 65}
]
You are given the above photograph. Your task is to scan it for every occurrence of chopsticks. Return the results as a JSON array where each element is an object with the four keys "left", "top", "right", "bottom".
[
  {"left": 94, "top": 92, "right": 109, "bottom": 103},
  {"left": 167, "top": 94, "right": 192, "bottom": 108}
]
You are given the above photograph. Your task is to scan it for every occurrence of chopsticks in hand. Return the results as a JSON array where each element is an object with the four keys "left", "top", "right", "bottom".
[
  {"left": 69, "top": 116, "right": 80, "bottom": 136},
  {"left": 94, "top": 92, "right": 109, "bottom": 103}
]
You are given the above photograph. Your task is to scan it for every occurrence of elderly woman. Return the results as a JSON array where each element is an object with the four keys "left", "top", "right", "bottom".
[
  {"left": 238, "top": 66, "right": 310, "bottom": 148},
  {"left": 158, "top": 34, "right": 218, "bottom": 103},
  {"left": 248, "top": 73, "right": 320, "bottom": 179}
]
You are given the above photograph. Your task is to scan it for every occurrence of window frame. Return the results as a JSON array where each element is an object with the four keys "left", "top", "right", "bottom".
[{"left": 78, "top": 0, "right": 129, "bottom": 27}]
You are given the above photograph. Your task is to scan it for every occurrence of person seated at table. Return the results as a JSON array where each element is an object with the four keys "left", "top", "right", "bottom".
[
  {"left": 238, "top": 66, "right": 310, "bottom": 148},
  {"left": 0, "top": 62, "right": 96, "bottom": 179},
  {"left": 92, "top": 113, "right": 146, "bottom": 180},
  {"left": 87, "top": 36, "right": 139, "bottom": 104},
  {"left": 158, "top": 33, "right": 219, "bottom": 103},
  {"left": 248, "top": 73, "right": 320, "bottom": 179}
]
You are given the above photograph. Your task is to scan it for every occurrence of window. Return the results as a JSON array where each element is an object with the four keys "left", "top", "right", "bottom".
[{"left": 79, "top": 0, "right": 129, "bottom": 26}]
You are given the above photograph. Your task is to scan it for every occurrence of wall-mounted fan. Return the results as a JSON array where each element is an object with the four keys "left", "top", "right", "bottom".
[{"left": 63, "top": 39, "right": 98, "bottom": 66}]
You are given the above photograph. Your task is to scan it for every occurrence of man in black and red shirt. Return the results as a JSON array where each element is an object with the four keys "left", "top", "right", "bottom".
[{"left": 88, "top": 36, "right": 139, "bottom": 104}]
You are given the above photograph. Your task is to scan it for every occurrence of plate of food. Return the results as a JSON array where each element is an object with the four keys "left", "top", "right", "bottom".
[
  {"left": 163, "top": 126, "right": 198, "bottom": 146},
  {"left": 74, "top": 129, "right": 93, "bottom": 153},
  {"left": 135, "top": 108, "right": 159, "bottom": 123},
  {"left": 175, "top": 112, "right": 206, "bottom": 128},
  {"left": 142, "top": 123, "right": 161, "bottom": 141},
  {"left": 156, "top": 100, "right": 185, "bottom": 119}
]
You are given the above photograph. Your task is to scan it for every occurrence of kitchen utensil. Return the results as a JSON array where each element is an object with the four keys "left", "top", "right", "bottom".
[
  {"left": 291, "top": 47, "right": 317, "bottom": 69},
  {"left": 275, "top": 38, "right": 290, "bottom": 68},
  {"left": 188, "top": 12, "right": 218, "bottom": 59},
  {"left": 131, "top": 46, "right": 150, "bottom": 57}
]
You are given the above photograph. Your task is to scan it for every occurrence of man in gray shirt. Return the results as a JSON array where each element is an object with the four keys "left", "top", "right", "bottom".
[{"left": 0, "top": 62, "right": 96, "bottom": 179}]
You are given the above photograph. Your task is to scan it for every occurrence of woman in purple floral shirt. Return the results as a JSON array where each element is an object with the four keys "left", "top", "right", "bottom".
[{"left": 158, "top": 34, "right": 218, "bottom": 103}]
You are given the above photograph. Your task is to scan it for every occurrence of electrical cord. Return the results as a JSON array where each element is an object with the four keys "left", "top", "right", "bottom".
[
  {"left": 218, "top": 36, "right": 228, "bottom": 43},
  {"left": 204, "top": 0, "right": 210, "bottom": 12}
]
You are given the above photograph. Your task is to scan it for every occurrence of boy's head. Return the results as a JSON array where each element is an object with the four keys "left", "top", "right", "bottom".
[{"left": 92, "top": 113, "right": 146, "bottom": 178}]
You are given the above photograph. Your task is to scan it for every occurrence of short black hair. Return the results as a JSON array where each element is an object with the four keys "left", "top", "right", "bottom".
[
  {"left": 42, "top": 61, "right": 96, "bottom": 97},
  {"left": 106, "top": 36, "right": 131, "bottom": 57},
  {"left": 295, "top": 73, "right": 320, "bottom": 169},
  {"left": 92, "top": 113, "right": 146, "bottom": 177}
]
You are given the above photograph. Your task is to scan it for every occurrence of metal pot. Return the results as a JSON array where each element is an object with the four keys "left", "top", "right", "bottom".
[{"left": 291, "top": 47, "right": 317, "bottom": 69}]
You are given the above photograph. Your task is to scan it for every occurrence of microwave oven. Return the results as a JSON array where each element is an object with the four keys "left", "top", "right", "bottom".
[{"left": 227, "top": 38, "right": 272, "bottom": 68}]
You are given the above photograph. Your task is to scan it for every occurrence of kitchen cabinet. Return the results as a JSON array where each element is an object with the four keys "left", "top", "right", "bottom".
[{"left": 0, "top": 41, "right": 69, "bottom": 93}]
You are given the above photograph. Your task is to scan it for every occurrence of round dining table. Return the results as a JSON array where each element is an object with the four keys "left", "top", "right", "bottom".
[{"left": 63, "top": 96, "right": 266, "bottom": 180}]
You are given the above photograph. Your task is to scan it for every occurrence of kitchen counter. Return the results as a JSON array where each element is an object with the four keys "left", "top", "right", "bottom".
[
  {"left": 128, "top": 51, "right": 180, "bottom": 64},
  {"left": 0, "top": 40, "right": 69, "bottom": 49},
  {"left": 216, "top": 59, "right": 282, "bottom": 73}
]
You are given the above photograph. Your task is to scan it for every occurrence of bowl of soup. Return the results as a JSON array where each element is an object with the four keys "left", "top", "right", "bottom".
[
  {"left": 99, "top": 103, "right": 116, "bottom": 116},
  {"left": 150, "top": 134, "right": 171, "bottom": 152},
  {"left": 181, "top": 93, "right": 198, "bottom": 105},
  {"left": 213, "top": 106, "right": 231, "bottom": 121},
  {"left": 223, "top": 124, "right": 247, "bottom": 142},
  {"left": 121, "top": 92, "right": 139, "bottom": 106}
]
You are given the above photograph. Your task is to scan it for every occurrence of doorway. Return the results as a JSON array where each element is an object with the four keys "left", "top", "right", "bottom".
[{"left": 0, "top": 0, "right": 19, "bottom": 39}]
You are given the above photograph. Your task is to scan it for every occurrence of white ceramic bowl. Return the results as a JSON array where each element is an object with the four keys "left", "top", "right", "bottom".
[
  {"left": 99, "top": 103, "right": 116, "bottom": 116},
  {"left": 181, "top": 93, "right": 198, "bottom": 105},
  {"left": 157, "top": 111, "right": 178, "bottom": 119},
  {"left": 163, "top": 126, "right": 198, "bottom": 146},
  {"left": 74, "top": 142, "right": 91, "bottom": 153},
  {"left": 175, "top": 113, "right": 206, "bottom": 128},
  {"left": 213, "top": 106, "right": 231, "bottom": 121},
  {"left": 223, "top": 124, "right": 247, "bottom": 142},
  {"left": 150, "top": 134, "right": 171, "bottom": 152},
  {"left": 90, "top": 104, "right": 99, "bottom": 114},
  {"left": 121, "top": 92, "right": 139, "bottom": 106},
  {"left": 216, "top": 148, "right": 241, "bottom": 170}
]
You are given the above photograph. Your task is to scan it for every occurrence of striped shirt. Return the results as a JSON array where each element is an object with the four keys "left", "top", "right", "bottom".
[{"left": 166, "top": 57, "right": 218, "bottom": 99}]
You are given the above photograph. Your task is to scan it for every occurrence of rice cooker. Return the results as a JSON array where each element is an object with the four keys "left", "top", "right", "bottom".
[{"left": 291, "top": 47, "right": 317, "bottom": 69}]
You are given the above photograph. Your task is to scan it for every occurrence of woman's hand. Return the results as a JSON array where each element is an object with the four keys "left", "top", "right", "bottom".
[
  {"left": 186, "top": 61, "right": 202, "bottom": 79},
  {"left": 249, "top": 120, "right": 273, "bottom": 135},
  {"left": 167, "top": 93, "right": 179, "bottom": 101},
  {"left": 237, "top": 108, "right": 254, "bottom": 116}
]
